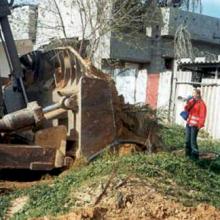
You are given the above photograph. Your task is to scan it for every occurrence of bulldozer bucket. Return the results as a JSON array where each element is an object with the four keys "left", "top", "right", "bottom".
[
  {"left": 0, "top": 144, "right": 57, "bottom": 170},
  {"left": 75, "top": 77, "right": 116, "bottom": 160}
]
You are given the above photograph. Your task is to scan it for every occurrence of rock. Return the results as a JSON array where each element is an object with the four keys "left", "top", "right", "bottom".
[
  {"left": 115, "top": 192, "right": 124, "bottom": 209},
  {"left": 125, "top": 194, "right": 134, "bottom": 203},
  {"left": 141, "top": 211, "right": 146, "bottom": 218},
  {"left": 5, "top": 196, "right": 29, "bottom": 219},
  {"left": 126, "top": 201, "right": 132, "bottom": 208},
  {"left": 115, "top": 178, "right": 127, "bottom": 189},
  {"left": 84, "top": 194, "right": 92, "bottom": 203}
]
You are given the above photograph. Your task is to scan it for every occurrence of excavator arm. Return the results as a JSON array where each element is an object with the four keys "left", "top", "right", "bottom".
[{"left": 0, "top": 0, "right": 28, "bottom": 105}]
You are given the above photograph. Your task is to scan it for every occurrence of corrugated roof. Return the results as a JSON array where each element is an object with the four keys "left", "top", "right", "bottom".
[{"left": 178, "top": 56, "right": 220, "bottom": 65}]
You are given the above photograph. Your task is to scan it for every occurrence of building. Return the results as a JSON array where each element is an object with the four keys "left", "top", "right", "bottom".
[
  {"left": 175, "top": 57, "right": 220, "bottom": 139},
  {"left": 4, "top": 3, "right": 220, "bottom": 138},
  {"left": 0, "top": 5, "right": 38, "bottom": 77}
]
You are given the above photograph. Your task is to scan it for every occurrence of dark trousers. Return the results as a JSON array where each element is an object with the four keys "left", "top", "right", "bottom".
[{"left": 185, "top": 124, "right": 199, "bottom": 159}]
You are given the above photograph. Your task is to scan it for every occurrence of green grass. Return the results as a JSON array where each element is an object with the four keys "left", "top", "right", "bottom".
[
  {"left": 161, "top": 123, "right": 220, "bottom": 153},
  {"left": 0, "top": 196, "right": 10, "bottom": 219},
  {"left": 2, "top": 152, "right": 220, "bottom": 219},
  {"left": 161, "top": 124, "right": 185, "bottom": 150},
  {"left": 1, "top": 124, "right": 220, "bottom": 219},
  {"left": 199, "top": 139, "right": 220, "bottom": 154}
]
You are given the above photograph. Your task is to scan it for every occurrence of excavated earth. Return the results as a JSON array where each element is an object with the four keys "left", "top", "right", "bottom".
[
  {"left": 31, "top": 176, "right": 220, "bottom": 220},
  {"left": 1, "top": 49, "right": 219, "bottom": 219}
]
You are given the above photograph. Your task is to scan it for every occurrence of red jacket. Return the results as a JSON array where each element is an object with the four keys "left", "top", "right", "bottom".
[{"left": 184, "top": 98, "right": 207, "bottom": 128}]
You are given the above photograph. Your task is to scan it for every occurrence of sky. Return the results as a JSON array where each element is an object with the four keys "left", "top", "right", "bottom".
[
  {"left": 14, "top": 0, "right": 38, "bottom": 4},
  {"left": 202, "top": 0, "right": 220, "bottom": 18}
]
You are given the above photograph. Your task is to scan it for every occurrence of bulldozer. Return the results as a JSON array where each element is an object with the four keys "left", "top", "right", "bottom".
[{"left": 0, "top": 0, "right": 159, "bottom": 171}]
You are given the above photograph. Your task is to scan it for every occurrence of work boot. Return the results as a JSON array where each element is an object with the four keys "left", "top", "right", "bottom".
[
  {"left": 191, "top": 150, "right": 199, "bottom": 160},
  {"left": 185, "top": 148, "right": 191, "bottom": 157}
]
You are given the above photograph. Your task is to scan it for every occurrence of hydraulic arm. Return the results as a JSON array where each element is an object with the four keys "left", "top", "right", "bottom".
[{"left": 0, "top": 0, "right": 28, "bottom": 105}]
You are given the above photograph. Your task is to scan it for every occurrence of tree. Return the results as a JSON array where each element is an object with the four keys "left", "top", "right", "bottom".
[
  {"left": 33, "top": 0, "right": 163, "bottom": 60},
  {"left": 76, "top": 0, "right": 160, "bottom": 57},
  {"left": 182, "top": 0, "right": 202, "bottom": 13},
  {"left": 174, "top": 0, "right": 204, "bottom": 60},
  {"left": 11, "top": 0, "right": 207, "bottom": 62}
]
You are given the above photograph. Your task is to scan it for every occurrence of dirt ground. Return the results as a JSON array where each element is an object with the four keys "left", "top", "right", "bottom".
[
  {"left": 0, "top": 179, "right": 51, "bottom": 192},
  {"left": 2, "top": 146, "right": 220, "bottom": 220},
  {"left": 33, "top": 177, "right": 220, "bottom": 220}
]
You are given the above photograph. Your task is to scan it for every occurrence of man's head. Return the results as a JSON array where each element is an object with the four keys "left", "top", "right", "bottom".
[{"left": 193, "top": 88, "right": 201, "bottom": 99}]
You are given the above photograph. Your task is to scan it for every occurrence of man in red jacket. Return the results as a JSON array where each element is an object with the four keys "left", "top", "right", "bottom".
[{"left": 184, "top": 89, "right": 207, "bottom": 159}]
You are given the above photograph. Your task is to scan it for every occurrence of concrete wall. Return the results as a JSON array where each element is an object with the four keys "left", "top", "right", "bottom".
[
  {"left": 201, "top": 79, "right": 220, "bottom": 139},
  {"left": 35, "top": 0, "right": 113, "bottom": 70},
  {"left": 0, "top": 45, "right": 10, "bottom": 78},
  {"left": 110, "top": 34, "right": 151, "bottom": 63},
  {"left": 112, "top": 68, "right": 172, "bottom": 110},
  {"left": 136, "top": 69, "right": 148, "bottom": 103},
  {"left": 9, "top": 6, "right": 37, "bottom": 42},
  {"left": 161, "top": 8, "right": 220, "bottom": 45},
  {"left": 157, "top": 71, "right": 172, "bottom": 109},
  {"left": 35, "top": 0, "right": 112, "bottom": 49},
  {"left": 0, "top": 40, "right": 33, "bottom": 77},
  {"left": 144, "top": 8, "right": 220, "bottom": 75},
  {"left": 192, "top": 41, "right": 220, "bottom": 59},
  {"left": 174, "top": 82, "right": 193, "bottom": 126},
  {"left": 113, "top": 66, "right": 147, "bottom": 105},
  {"left": 0, "top": 6, "right": 36, "bottom": 77},
  {"left": 160, "top": 38, "right": 220, "bottom": 60},
  {"left": 33, "top": 4, "right": 220, "bottom": 73},
  {"left": 35, "top": 0, "right": 82, "bottom": 47},
  {"left": 93, "top": 33, "right": 111, "bottom": 69}
]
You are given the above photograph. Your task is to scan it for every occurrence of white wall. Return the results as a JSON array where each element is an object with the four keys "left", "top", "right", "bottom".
[
  {"left": 157, "top": 71, "right": 172, "bottom": 109},
  {"left": 0, "top": 40, "right": 33, "bottom": 77},
  {"left": 172, "top": 60, "right": 192, "bottom": 125},
  {"left": 35, "top": 0, "right": 112, "bottom": 48},
  {"left": 35, "top": 0, "right": 112, "bottom": 69},
  {"left": 9, "top": 6, "right": 37, "bottom": 41},
  {"left": 92, "top": 32, "right": 111, "bottom": 69},
  {"left": 113, "top": 67, "right": 147, "bottom": 105},
  {"left": 0, "top": 45, "right": 10, "bottom": 78},
  {"left": 174, "top": 82, "right": 194, "bottom": 126},
  {"left": 0, "top": 6, "right": 35, "bottom": 77},
  {"left": 135, "top": 69, "right": 148, "bottom": 104},
  {"left": 173, "top": 65, "right": 220, "bottom": 139},
  {"left": 201, "top": 79, "right": 220, "bottom": 139},
  {"left": 35, "top": 0, "right": 82, "bottom": 47}
]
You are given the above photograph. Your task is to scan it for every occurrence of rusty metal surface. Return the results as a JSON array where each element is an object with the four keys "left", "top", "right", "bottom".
[
  {"left": 35, "top": 126, "right": 68, "bottom": 168},
  {"left": 63, "top": 156, "right": 74, "bottom": 167},
  {"left": 0, "top": 144, "right": 56, "bottom": 170},
  {"left": 76, "top": 77, "right": 115, "bottom": 160},
  {"left": 0, "top": 101, "right": 44, "bottom": 132},
  {"left": 35, "top": 125, "right": 67, "bottom": 150},
  {"left": 44, "top": 108, "right": 67, "bottom": 120}
]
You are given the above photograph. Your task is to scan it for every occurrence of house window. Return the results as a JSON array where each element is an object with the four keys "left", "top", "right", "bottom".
[
  {"left": 202, "top": 69, "right": 220, "bottom": 79},
  {"left": 164, "top": 58, "right": 173, "bottom": 70},
  {"left": 191, "top": 71, "right": 202, "bottom": 82}
]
